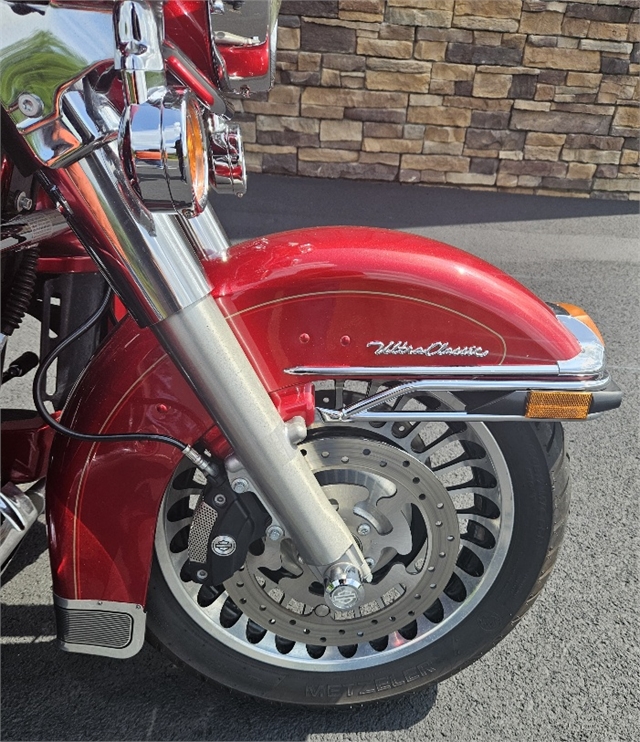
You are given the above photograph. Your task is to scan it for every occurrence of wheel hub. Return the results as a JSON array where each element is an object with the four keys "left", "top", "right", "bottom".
[{"left": 225, "top": 436, "right": 459, "bottom": 646}]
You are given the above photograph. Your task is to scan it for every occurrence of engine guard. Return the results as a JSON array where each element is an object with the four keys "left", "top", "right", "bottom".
[{"left": 45, "top": 227, "right": 619, "bottom": 655}]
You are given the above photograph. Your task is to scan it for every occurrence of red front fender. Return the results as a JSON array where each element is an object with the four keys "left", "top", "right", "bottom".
[{"left": 47, "top": 227, "right": 580, "bottom": 604}]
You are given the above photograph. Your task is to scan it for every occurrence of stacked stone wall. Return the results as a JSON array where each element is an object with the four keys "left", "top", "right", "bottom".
[{"left": 235, "top": 0, "right": 639, "bottom": 199}]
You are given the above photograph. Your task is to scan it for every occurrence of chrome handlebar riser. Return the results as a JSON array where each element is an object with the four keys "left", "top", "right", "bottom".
[{"left": 115, "top": 0, "right": 166, "bottom": 104}]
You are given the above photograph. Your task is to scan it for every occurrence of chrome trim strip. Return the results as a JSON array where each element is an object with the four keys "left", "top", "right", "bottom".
[
  {"left": 53, "top": 596, "right": 146, "bottom": 660},
  {"left": 287, "top": 364, "right": 563, "bottom": 378}
]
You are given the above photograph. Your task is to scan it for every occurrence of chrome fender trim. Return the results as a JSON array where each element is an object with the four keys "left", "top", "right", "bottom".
[{"left": 53, "top": 596, "right": 146, "bottom": 659}]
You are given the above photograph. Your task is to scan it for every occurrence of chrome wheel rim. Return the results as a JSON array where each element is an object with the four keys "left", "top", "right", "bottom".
[{"left": 155, "top": 380, "right": 514, "bottom": 672}]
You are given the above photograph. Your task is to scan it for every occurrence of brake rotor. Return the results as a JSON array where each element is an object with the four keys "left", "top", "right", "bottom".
[{"left": 225, "top": 436, "right": 459, "bottom": 646}]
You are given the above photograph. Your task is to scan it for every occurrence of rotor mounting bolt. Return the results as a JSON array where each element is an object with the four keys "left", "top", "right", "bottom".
[
  {"left": 357, "top": 523, "right": 371, "bottom": 536},
  {"left": 213, "top": 493, "right": 226, "bottom": 506},
  {"left": 15, "top": 192, "right": 32, "bottom": 212},
  {"left": 266, "top": 525, "right": 284, "bottom": 541},
  {"left": 365, "top": 557, "right": 376, "bottom": 569},
  {"left": 231, "top": 478, "right": 249, "bottom": 493},
  {"left": 212, "top": 535, "right": 236, "bottom": 556},
  {"left": 17, "top": 93, "right": 44, "bottom": 118}
]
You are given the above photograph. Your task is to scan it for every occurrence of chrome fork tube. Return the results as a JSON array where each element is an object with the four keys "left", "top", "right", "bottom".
[{"left": 43, "top": 142, "right": 369, "bottom": 585}]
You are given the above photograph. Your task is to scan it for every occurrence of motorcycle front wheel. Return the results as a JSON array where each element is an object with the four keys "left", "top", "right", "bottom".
[{"left": 147, "top": 382, "right": 570, "bottom": 706}]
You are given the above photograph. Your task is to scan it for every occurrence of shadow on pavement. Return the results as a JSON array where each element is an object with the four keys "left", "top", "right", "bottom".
[
  {"left": 216, "top": 173, "right": 638, "bottom": 241},
  {"left": 1, "top": 520, "right": 48, "bottom": 587}
]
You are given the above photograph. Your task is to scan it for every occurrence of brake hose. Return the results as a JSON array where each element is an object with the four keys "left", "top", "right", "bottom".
[{"left": 32, "top": 289, "right": 218, "bottom": 477}]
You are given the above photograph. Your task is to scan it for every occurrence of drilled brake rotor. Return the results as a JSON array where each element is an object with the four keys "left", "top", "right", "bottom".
[{"left": 225, "top": 436, "right": 459, "bottom": 646}]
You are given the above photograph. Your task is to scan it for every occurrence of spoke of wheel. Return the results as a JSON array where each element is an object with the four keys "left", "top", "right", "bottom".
[
  {"left": 439, "top": 594, "right": 460, "bottom": 619},
  {"left": 433, "top": 455, "right": 492, "bottom": 476},
  {"left": 460, "top": 539, "right": 494, "bottom": 568},
  {"left": 453, "top": 566, "right": 481, "bottom": 595},
  {"left": 468, "top": 514, "right": 501, "bottom": 539},
  {"left": 164, "top": 516, "right": 193, "bottom": 542},
  {"left": 449, "top": 484, "right": 500, "bottom": 505},
  {"left": 416, "top": 429, "right": 466, "bottom": 458}
]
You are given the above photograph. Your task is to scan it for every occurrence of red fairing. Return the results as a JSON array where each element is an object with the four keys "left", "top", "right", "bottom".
[
  {"left": 46, "top": 227, "right": 581, "bottom": 604},
  {"left": 164, "top": 1, "right": 271, "bottom": 86},
  {"left": 218, "top": 41, "right": 271, "bottom": 79},
  {"left": 164, "top": 0, "right": 216, "bottom": 83}
]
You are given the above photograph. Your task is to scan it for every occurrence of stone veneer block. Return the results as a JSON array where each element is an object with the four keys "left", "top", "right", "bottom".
[
  {"left": 512, "top": 110, "right": 612, "bottom": 135},
  {"left": 300, "top": 21, "right": 356, "bottom": 53},
  {"left": 357, "top": 38, "right": 413, "bottom": 57},
  {"left": 320, "top": 119, "right": 363, "bottom": 141},
  {"left": 455, "top": 0, "right": 522, "bottom": 20},
  {"left": 366, "top": 71, "right": 431, "bottom": 92},
  {"left": 473, "top": 73, "right": 513, "bottom": 98},
  {"left": 523, "top": 47, "right": 602, "bottom": 72}
]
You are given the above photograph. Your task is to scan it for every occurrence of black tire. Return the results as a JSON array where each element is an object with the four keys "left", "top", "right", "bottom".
[{"left": 147, "top": 419, "right": 569, "bottom": 707}]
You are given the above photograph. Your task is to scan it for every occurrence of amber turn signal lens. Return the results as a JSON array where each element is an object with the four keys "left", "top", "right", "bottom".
[
  {"left": 526, "top": 391, "right": 593, "bottom": 419},
  {"left": 556, "top": 303, "right": 604, "bottom": 344},
  {"left": 185, "top": 97, "right": 208, "bottom": 211}
]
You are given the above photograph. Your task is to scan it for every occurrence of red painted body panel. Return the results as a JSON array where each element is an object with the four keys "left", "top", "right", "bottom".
[
  {"left": 219, "top": 41, "right": 271, "bottom": 80},
  {"left": 164, "top": 0, "right": 216, "bottom": 83},
  {"left": 1, "top": 416, "right": 55, "bottom": 484},
  {"left": 37, "top": 233, "right": 99, "bottom": 274},
  {"left": 164, "top": 1, "right": 271, "bottom": 87},
  {"left": 46, "top": 227, "right": 581, "bottom": 604}
]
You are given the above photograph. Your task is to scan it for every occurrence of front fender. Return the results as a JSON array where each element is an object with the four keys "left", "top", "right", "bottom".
[
  {"left": 47, "top": 227, "right": 580, "bottom": 605},
  {"left": 213, "top": 227, "right": 579, "bottom": 387}
]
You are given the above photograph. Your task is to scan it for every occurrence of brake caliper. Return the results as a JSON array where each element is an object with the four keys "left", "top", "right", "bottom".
[{"left": 185, "top": 473, "right": 271, "bottom": 586}]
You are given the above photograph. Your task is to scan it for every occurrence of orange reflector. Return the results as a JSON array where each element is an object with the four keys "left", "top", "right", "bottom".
[
  {"left": 556, "top": 302, "right": 604, "bottom": 344},
  {"left": 526, "top": 391, "right": 593, "bottom": 419}
]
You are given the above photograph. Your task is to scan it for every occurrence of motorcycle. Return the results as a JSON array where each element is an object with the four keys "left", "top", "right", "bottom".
[{"left": 0, "top": 0, "right": 621, "bottom": 707}]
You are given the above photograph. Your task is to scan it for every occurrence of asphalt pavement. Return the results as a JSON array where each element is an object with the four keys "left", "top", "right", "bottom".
[{"left": 1, "top": 176, "right": 638, "bottom": 741}]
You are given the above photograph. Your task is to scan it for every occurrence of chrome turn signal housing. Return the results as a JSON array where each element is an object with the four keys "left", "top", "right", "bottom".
[
  {"left": 207, "top": 114, "right": 247, "bottom": 196},
  {"left": 120, "top": 89, "right": 209, "bottom": 214}
]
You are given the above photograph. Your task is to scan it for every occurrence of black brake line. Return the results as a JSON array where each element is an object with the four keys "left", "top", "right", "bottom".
[{"left": 32, "top": 288, "right": 218, "bottom": 478}]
